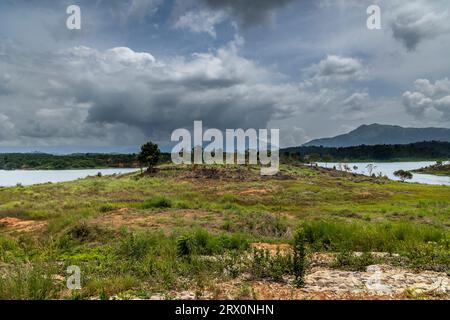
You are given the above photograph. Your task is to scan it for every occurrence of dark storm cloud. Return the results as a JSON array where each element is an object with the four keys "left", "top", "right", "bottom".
[
  {"left": 391, "top": 9, "right": 450, "bottom": 51},
  {"left": 198, "top": 0, "right": 295, "bottom": 27},
  {"left": 0, "top": 41, "right": 312, "bottom": 146},
  {"left": 1, "top": 0, "right": 450, "bottom": 149}
]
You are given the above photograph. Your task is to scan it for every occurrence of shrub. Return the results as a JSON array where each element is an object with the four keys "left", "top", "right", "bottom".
[
  {"left": 141, "top": 196, "right": 172, "bottom": 209},
  {"left": 301, "top": 220, "right": 446, "bottom": 253},
  {"left": 117, "top": 233, "right": 157, "bottom": 259},
  {"left": 251, "top": 249, "right": 291, "bottom": 282},
  {"left": 82, "top": 275, "right": 138, "bottom": 298},
  {"left": 99, "top": 203, "right": 116, "bottom": 213},
  {"left": 332, "top": 250, "right": 375, "bottom": 271},
  {"left": 393, "top": 170, "right": 413, "bottom": 182},
  {"left": 176, "top": 234, "right": 195, "bottom": 257},
  {"left": 67, "top": 222, "right": 105, "bottom": 243},
  {"left": 293, "top": 229, "right": 306, "bottom": 287},
  {"left": 0, "top": 264, "right": 60, "bottom": 300},
  {"left": 0, "top": 208, "right": 29, "bottom": 219},
  {"left": 176, "top": 229, "right": 250, "bottom": 257},
  {"left": 0, "top": 236, "right": 24, "bottom": 261},
  {"left": 138, "top": 141, "right": 161, "bottom": 172}
]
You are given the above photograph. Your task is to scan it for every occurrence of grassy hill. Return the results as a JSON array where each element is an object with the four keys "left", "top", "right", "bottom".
[
  {"left": 413, "top": 164, "right": 450, "bottom": 176},
  {"left": 0, "top": 164, "right": 448, "bottom": 300}
]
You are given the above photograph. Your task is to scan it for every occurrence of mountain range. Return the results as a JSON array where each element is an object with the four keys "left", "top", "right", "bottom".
[{"left": 304, "top": 124, "right": 450, "bottom": 147}]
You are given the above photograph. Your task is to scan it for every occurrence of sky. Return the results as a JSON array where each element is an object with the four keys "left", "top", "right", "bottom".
[{"left": 0, "top": 0, "right": 449, "bottom": 152}]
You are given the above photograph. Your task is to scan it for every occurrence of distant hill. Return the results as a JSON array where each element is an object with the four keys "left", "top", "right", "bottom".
[
  {"left": 304, "top": 124, "right": 450, "bottom": 147},
  {"left": 282, "top": 141, "right": 450, "bottom": 161}
]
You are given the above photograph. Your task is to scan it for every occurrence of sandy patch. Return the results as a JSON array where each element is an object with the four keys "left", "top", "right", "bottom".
[
  {"left": 240, "top": 189, "right": 270, "bottom": 195},
  {"left": 0, "top": 217, "right": 46, "bottom": 233},
  {"left": 251, "top": 243, "right": 292, "bottom": 255}
]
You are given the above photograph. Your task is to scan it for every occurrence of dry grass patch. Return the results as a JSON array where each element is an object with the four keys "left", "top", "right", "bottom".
[{"left": 92, "top": 208, "right": 225, "bottom": 232}]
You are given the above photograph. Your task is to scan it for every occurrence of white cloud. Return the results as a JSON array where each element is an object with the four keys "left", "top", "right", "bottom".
[
  {"left": 302, "top": 55, "right": 367, "bottom": 85},
  {"left": 403, "top": 78, "right": 450, "bottom": 121},
  {"left": 174, "top": 10, "right": 226, "bottom": 37},
  {"left": 128, "top": 0, "right": 163, "bottom": 21},
  {"left": 392, "top": 10, "right": 450, "bottom": 51}
]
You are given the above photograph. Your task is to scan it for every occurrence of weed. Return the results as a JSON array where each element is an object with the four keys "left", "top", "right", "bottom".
[
  {"left": 0, "top": 263, "right": 61, "bottom": 300},
  {"left": 332, "top": 251, "right": 375, "bottom": 271},
  {"left": 251, "top": 249, "right": 292, "bottom": 282},
  {"left": 293, "top": 229, "right": 306, "bottom": 287},
  {"left": 67, "top": 222, "right": 106, "bottom": 243},
  {"left": 141, "top": 196, "right": 172, "bottom": 209}
]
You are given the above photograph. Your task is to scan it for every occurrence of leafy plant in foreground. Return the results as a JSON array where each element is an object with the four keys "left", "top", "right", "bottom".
[{"left": 293, "top": 229, "right": 306, "bottom": 288}]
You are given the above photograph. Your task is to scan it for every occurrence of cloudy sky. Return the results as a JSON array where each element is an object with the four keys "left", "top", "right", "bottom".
[{"left": 0, "top": 0, "right": 449, "bottom": 152}]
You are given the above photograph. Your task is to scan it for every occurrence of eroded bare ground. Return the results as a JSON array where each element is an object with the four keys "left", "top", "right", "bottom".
[
  {"left": 110, "top": 244, "right": 449, "bottom": 301},
  {"left": 140, "top": 267, "right": 449, "bottom": 300},
  {"left": 0, "top": 217, "right": 46, "bottom": 233},
  {"left": 114, "top": 264, "right": 449, "bottom": 300}
]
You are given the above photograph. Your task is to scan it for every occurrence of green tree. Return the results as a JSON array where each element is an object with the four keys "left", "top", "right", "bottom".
[
  {"left": 292, "top": 229, "right": 306, "bottom": 288},
  {"left": 307, "top": 153, "right": 321, "bottom": 167},
  {"left": 393, "top": 170, "right": 413, "bottom": 182},
  {"left": 138, "top": 141, "right": 161, "bottom": 172},
  {"left": 322, "top": 154, "right": 333, "bottom": 167}
]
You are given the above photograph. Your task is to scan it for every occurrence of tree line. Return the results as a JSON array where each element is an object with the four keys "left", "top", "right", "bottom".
[
  {"left": 281, "top": 141, "right": 450, "bottom": 162},
  {"left": 0, "top": 153, "right": 141, "bottom": 170}
]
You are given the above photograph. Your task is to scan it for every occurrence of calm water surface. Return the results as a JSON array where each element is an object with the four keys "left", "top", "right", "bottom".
[
  {"left": 0, "top": 168, "right": 138, "bottom": 187},
  {"left": 1, "top": 163, "right": 449, "bottom": 187},
  {"left": 317, "top": 161, "right": 450, "bottom": 186}
]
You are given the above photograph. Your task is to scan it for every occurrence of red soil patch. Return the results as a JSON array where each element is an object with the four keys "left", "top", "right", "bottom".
[
  {"left": 240, "top": 188, "right": 270, "bottom": 195},
  {"left": 0, "top": 217, "right": 46, "bottom": 233}
]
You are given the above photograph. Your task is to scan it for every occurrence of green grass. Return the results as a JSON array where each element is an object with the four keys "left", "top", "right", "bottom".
[
  {"left": 413, "top": 164, "right": 450, "bottom": 176},
  {"left": 141, "top": 196, "right": 172, "bottom": 209},
  {"left": 0, "top": 164, "right": 448, "bottom": 299},
  {"left": 0, "top": 263, "right": 62, "bottom": 300}
]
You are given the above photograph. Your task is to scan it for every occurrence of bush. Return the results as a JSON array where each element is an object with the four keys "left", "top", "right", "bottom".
[
  {"left": 301, "top": 220, "right": 446, "bottom": 252},
  {"left": 0, "top": 236, "right": 24, "bottom": 261},
  {"left": 293, "top": 229, "right": 306, "bottom": 287},
  {"left": 0, "top": 264, "right": 60, "bottom": 300},
  {"left": 251, "top": 249, "right": 292, "bottom": 282},
  {"left": 404, "top": 239, "right": 450, "bottom": 272},
  {"left": 176, "top": 234, "right": 195, "bottom": 257},
  {"left": 141, "top": 196, "right": 172, "bottom": 209},
  {"left": 67, "top": 222, "right": 97, "bottom": 242},
  {"left": 332, "top": 251, "right": 375, "bottom": 271},
  {"left": 393, "top": 170, "right": 413, "bottom": 182},
  {"left": 138, "top": 141, "right": 161, "bottom": 172},
  {"left": 176, "top": 229, "right": 250, "bottom": 257},
  {"left": 99, "top": 203, "right": 116, "bottom": 213},
  {"left": 117, "top": 233, "right": 161, "bottom": 259}
]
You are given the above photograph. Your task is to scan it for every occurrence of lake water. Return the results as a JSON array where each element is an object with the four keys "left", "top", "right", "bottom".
[
  {"left": 317, "top": 161, "right": 450, "bottom": 186},
  {"left": 0, "top": 168, "right": 139, "bottom": 187},
  {"left": 0, "top": 163, "right": 449, "bottom": 187}
]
